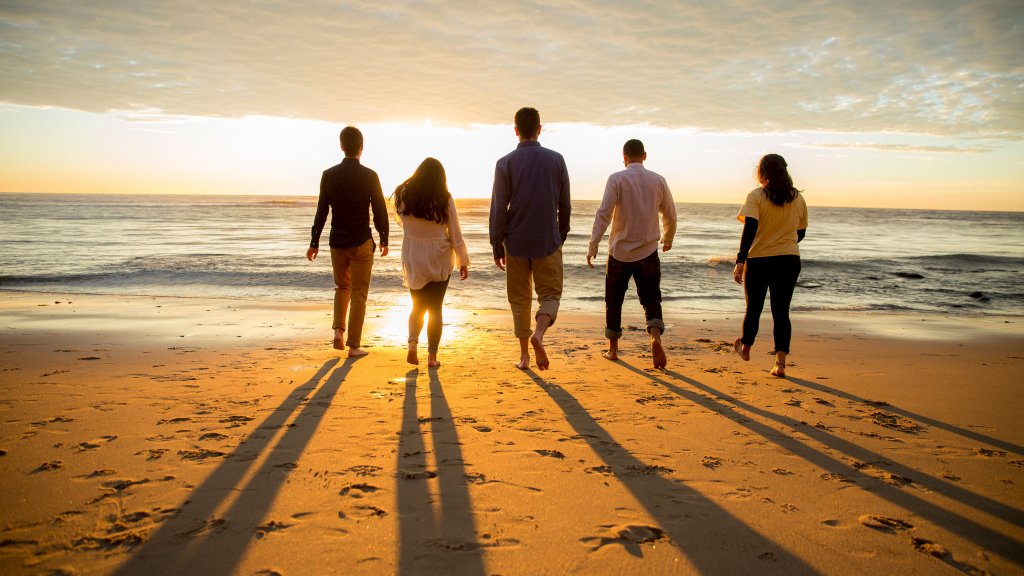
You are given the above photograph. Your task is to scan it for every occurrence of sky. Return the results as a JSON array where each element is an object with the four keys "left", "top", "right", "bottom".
[{"left": 1, "top": 0, "right": 1022, "bottom": 210}]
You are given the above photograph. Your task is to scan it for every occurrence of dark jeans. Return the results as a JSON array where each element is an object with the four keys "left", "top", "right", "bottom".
[
  {"left": 605, "top": 250, "right": 665, "bottom": 339},
  {"left": 742, "top": 255, "right": 801, "bottom": 353},
  {"left": 409, "top": 276, "right": 450, "bottom": 354}
]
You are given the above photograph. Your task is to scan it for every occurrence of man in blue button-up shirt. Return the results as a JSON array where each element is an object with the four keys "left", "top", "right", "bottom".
[{"left": 489, "top": 107, "right": 571, "bottom": 370}]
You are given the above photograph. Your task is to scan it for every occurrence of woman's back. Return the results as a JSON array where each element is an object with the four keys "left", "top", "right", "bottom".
[{"left": 738, "top": 187, "right": 807, "bottom": 259}]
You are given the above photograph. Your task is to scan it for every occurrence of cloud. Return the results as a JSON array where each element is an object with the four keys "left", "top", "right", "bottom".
[
  {"left": 790, "top": 142, "right": 995, "bottom": 154},
  {"left": 1, "top": 0, "right": 1021, "bottom": 137}
]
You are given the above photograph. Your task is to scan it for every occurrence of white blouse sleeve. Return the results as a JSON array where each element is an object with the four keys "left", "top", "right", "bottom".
[{"left": 446, "top": 197, "right": 471, "bottom": 268}]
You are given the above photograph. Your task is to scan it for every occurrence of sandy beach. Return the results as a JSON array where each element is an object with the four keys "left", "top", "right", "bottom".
[{"left": 0, "top": 290, "right": 1021, "bottom": 575}]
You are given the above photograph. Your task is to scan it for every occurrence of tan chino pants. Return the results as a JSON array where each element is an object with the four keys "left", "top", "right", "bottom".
[
  {"left": 330, "top": 239, "right": 375, "bottom": 348},
  {"left": 505, "top": 247, "right": 563, "bottom": 339}
]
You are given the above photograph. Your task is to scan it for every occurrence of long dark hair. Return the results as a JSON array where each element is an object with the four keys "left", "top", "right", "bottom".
[
  {"left": 393, "top": 157, "right": 450, "bottom": 224},
  {"left": 756, "top": 154, "right": 799, "bottom": 206}
]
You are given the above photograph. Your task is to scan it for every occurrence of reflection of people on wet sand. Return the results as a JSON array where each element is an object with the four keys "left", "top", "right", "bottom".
[
  {"left": 732, "top": 153, "right": 808, "bottom": 377},
  {"left": 587, "top": 139, "right": 676, "bottom": 368},
  {"left": 306, "top": 126, "right": 389, "bottom": 357},
  {"left": 393, "top": 158, "right": 470, "bottom": 368},
  {"left": 489, "top": 107, "right": 571, "bottom": 370}
]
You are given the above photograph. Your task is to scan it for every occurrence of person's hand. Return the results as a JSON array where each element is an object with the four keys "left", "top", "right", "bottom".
[
  {"left": 380, "top": 245, "right": 389, "bottom": 257},
  {"left": 586, "top": 253, "right": 595, "bottom": 269},
  {"left": 733, "top": 262, "right": 744, "bottom": 284},
  {"left": 494, "top": 257, "right": 505, "bottom": 271},
  {"left": 662, "top": 243, "right": 672, "bottom": 253},
  {"left": 306, "top": 247, "right": 318, "bottom": 261},
  {"left": 459, "top": 266, "right": 469, "bottom": 280}
]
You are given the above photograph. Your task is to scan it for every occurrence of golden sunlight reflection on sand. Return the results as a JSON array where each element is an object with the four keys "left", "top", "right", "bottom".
[{"left": 370, "top": 299, "right": 477, "bottom": 350}]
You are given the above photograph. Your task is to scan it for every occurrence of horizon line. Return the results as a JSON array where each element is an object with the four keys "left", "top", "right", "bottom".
[{"left": 1, "top": 190, "right": 1021, "bottom": 214}]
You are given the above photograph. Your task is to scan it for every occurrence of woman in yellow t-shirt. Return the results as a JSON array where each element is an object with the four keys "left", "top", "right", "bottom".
[{"left": 732, "top": 154, "right": 808, "bottom": 377}]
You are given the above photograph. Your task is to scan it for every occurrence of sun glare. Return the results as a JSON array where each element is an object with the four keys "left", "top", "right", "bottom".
[{"left": 371, "top": 299, "right": 476, "bottom": 352}]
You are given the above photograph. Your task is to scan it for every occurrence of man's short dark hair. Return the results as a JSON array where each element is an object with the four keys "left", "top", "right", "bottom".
[
  {"left": 514, "top": 107, "right": 541, "bottom": 139},
  {"left": 623, "top": 139, "right": 645, "bottom": 159},
  {"left": 340, "top": 126, "right": 363, "bottom": 157}
]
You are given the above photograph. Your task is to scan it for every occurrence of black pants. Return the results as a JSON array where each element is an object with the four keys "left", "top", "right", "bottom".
[
  {"left": 409, "top": 276, "right": 450, "bottom": 354},
  {"left": 605, "top": 250, "right": 665, "bottom": 339},
  {"left": 742, "top": 255, "right": 801, "bottom": 353}
]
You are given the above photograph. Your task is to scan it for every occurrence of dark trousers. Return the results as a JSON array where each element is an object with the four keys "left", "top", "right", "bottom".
[
  {"left": 605, "top": 250, "right": 665, "bottom": 339},
  {"left": 742, "top": 255, "right": 801, "bottom": 353},
  {"left": 409, "top": 277, "right": 450, "bottom": 354}
]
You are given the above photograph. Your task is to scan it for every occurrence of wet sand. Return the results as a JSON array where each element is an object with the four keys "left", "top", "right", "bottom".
[{"left": 0, "top": 291, "right": 1021, "bottom": 575}]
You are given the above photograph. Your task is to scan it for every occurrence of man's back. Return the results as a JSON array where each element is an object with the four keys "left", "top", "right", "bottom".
[
  {"left": 592, "top": 163, "right": 676, "bottom": 262},
  {"left": 311, "top": 158, "right": 388, "bottom": 250},
  {"left": 490, "top": 141, "right": 571, "bottom": 260}
]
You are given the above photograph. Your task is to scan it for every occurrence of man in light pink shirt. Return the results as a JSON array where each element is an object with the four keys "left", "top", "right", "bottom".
[{"left": 587, "top": 139, "right": 677, "bottom": 368}]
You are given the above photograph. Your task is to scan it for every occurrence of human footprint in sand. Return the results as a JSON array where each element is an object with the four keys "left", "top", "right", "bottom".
[
  {"left": 732, "top": 154, "right": 808, "bottom": 377},
  {"left": 587, "top": 139, "right": 676, "bottom": 369},
  {"left": 393, "top": 158, "right": 470, "bottom": 368},
  {"left": 307, "top": 126, "right": 389, "bottom": 358},
  {"left": 489, "top": 107, "right": 571, "bottom": 370}
]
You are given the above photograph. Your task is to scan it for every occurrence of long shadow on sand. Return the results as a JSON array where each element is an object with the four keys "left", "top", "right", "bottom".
[
  {"left": 617, "top": 362, "right": 1024, "bottom": 568},
  {"left": 396, "top": 368, "right": 485, "bottom": 575},
  {"left": 114, "top": 356, "right": 355, "bottom": 575},
  {"left": 785, "top": 376, "right": 1024, "bottom": 456},
  {"left": 525, "top": 368, "right": 820, "bottom": 575}
]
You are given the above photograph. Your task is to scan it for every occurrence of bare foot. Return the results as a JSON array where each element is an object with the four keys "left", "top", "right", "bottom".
[
  {"left": 530, "top": 335, "right": 549, "bottom": 370},
  {"left": 514, "top": 337, "right": 530, "bottom": 370},
  {"left": 348, "top": 348, "right": 369, "bottom": 358},
  {"left": 603, "top": 339, "right": 619, "bottom": 361},
  {"left": 332, "top": 329, "right": 344, "bottom": 350},
  {"left": 734, "top": 338, "right": 750, "bottom": 361},
  {"left": 406, "top": 343, "right": 418, "bottom": 365},
  {"left": 770, "top": 362, "right": 786, "bottom": 377},
  {"left": 652, "top": 340, "right": 667, "bottom": 369},
  {"left": 427, "top": 353, "right": 440, "bottom": 368}
]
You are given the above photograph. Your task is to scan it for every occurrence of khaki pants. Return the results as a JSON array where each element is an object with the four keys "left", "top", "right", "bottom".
[
  {"left": 506, "top": 248, "right": 563, "bottom": 339},
  {"left": 330, "top": 239, "right": 375, "bottom": 348}
]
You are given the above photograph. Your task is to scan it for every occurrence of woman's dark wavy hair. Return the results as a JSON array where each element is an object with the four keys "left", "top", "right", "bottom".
[
  {"left": 756, "top": 154, "right": 800, "bottom": 206},
  {"left": 393, "top": 157, "right": 450, "bottom": 224}
]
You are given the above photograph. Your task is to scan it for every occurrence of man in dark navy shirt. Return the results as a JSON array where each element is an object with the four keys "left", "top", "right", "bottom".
[
  {"left": 489, "top": 107, "right": 571, "bottom": 370},
  {"left": 307, "top": 126, "right": 389, "bottom": 356}
]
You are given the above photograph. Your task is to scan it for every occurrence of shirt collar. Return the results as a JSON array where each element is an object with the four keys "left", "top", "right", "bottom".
[
  {"left": 516, "top": 140, "right": 541, "bottom": 149},
  {"left": 342, "top": 157, "right": 361, "bottom": 164},
  {"left": 626, "top": 162, "right": 644, "bottom": 170}
]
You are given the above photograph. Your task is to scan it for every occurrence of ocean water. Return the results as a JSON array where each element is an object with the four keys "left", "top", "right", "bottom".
[{"left": 1, "top": 193, "right": 1022, "bottom": 317}]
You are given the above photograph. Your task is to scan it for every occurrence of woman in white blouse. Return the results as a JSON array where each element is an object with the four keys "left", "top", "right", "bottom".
[{"left": 393, "top": 158, "right": 470, "bottom": 367}]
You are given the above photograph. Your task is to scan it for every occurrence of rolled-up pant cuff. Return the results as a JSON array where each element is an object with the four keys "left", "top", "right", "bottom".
[
  {"left": 536, "top": 307, "right": 558, "bottom": 326},
  {"left": 646, "top": 319, "right": 666, "bottom": 334},
  {"left": 605, "top": 328, "right": 623, "bottom": 339}
]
